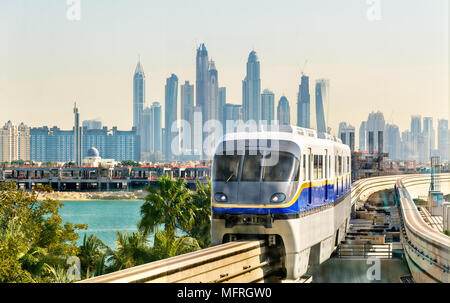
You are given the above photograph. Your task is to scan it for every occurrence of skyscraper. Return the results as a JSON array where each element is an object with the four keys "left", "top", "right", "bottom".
[
  {"left": 410, "top": 115, "right": 422, "bottom": 161},
  {"left": 196, "top": 44, "right": 209, "bottom": 123},
  {"left": 359, "top": 121, "right": 367, "bottom": 151},
  {"left": 385, "top": 124, "right": 401, "bottom": 160},
  {"left": 366, "top": 112, "right": 385, "bottom": 153},
  {"left": 73, "top": 103, "right": 83, "bottom": 165},
  {"left": 261, "top": 89, "right": 275, "bottom": 124},
  {"left": 82, "top": 120, "right": 102, "bottom": 130},
  {"left": 315, "top": 79, "right": 329, "bottom": 133},
  {"left": 277, "top": 96, "right": 290, "bottom": 126},
  {"left": 297, "top": 75, "right": 310, "bottom": 128},
  {"left": 0, "top": 121, "right": 30, "bottom": 163},
  {"left": 223, "top": 104, "right": 243, "bottom": 134},
  {"left": 133, "top": 59, "right": 146, "bottom": 129},
  {"left": 140, "top": 107, "right": 152, "bottom": 155},
  {"left": 338, "top": 122, "right": 355, "bottom": 151},
  {"left": 218, "top": 87, "right": 226, "bottom": 125},
  {"left": 164, "top": 74, "right": 178, "bottom": 161},
  {"left": 438, "top": 119, "right": 449, "bottom": 162},
  {"left": 207, "top": 60, "right": 219, "bottom": 121},
  {"left": 423, "top": 117, "right": 435, "bottom": 161},
  {"left": 242, "top": 50, "right": 261, "bottom": 123},
  {"left": 151, "top": 102, "right": 162, "bottom": 155},
  {"left": 181, "top": 81, "right": 194, "bottom": 122}
]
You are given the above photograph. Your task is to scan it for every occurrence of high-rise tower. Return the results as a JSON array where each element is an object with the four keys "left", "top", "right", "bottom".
[
  {"left": 297, "top": 75, "right": 310, "bottom": 128},
  {"left": 315, "top": 79, "right": 329, "bottom": 133},
  {"left": 277, "top": 96, "right": 290, "bottom": 126},
  {"left": 133, "top": 59, "right": 146, "bottom": 129},
  {"left": 207, "top": 60, "right": 219, "bottom": 121},
  {"left": 242, "top": 51, "right": 261, "bottom": 123},
  {"left": 196, "top": 44, "right": 209, "bottom": 123},
  {"left": 164, "top": 74, "right": 178, "bottom": 161},
  {"left": 261, "top": 89, "right": 275, "bottom": 124},
  {"left": 73, "top": 103, "right": 83, "bottom": 165}
]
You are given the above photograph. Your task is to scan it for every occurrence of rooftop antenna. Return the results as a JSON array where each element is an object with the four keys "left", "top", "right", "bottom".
[{"left": 301, "top": 59, "right": 308, "bottom": 75}]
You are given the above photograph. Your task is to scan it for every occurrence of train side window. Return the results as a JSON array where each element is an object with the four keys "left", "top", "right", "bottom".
[
  {"left": 313, "top": 155, "right": 318, "bottom": 180},
  {"left": 294, "top": 157, "right": 300, "bottom": 181},
  {"left": 335, "top": 155, "right": 337, "bottom": 176},
  {"left": 325, "top": 154, "right": 328, "bottom": 179},
  {"left": 302, "top": 154, "right": 306, "bottom": 181},
  {"left": 338, "top": 156, "right": 342, "bottom": 175},
  {"left": 347, "top": 156, "right": 350, "bottom": 173},
  {"left": 318, "top": 155, "right": 323, "bottom": 179},
  {"left": 329, "top": 155, "right": 331, "bottom": 178}
]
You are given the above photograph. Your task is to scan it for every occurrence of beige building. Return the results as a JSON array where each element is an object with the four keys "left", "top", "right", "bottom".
[{"left": 0, "top": 121, "right": 30, "bottom": 163}]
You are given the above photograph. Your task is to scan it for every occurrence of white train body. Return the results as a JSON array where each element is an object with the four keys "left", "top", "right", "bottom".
[{"left": 211, "top": 125, "right": 351, "bottom": 279}]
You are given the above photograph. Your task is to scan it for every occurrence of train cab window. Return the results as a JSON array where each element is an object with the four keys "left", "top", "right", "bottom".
[
  {"left": 241, "top": 153, "right": 263, "bottom": 182},
  {"left": 213, "top": 154, "right": 241, "bottom": 182},
  {"left": 302, "top": 154, "right": 306, "bottom": 181},
  {"left": 262, "top": 151, "right": 299, "bottom": 182}
]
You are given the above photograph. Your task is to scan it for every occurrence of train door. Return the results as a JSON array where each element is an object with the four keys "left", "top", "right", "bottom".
[
  {"left": 325, "top": 149, "right": 328, "bottom": 201},
  {"left": 308, "top": 148, "right": 312, "bottom": 205}
]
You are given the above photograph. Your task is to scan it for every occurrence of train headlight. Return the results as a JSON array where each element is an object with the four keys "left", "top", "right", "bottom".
[
  {"left": 270, "top": 193, "right": 286, "bottom": 203},
  {"left": 214, "top": 193, "right": 228, "bottom": 202}
]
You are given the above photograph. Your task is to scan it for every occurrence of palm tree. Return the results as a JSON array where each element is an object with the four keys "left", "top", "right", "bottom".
[
  {"left": 150, "top": 230, "right": 200, "bottom": 260},
  {"left": 106, "top": 231, "right": 153, "bottom": 272},
  {"left": 78, "top": 234, "right": 107, "bottom": 279},
  {"left": 187, "top": 181, "right": 212, "bottom": 248},
  {"left": 138, "top": 175, "right": 195, "bottom": 240}
]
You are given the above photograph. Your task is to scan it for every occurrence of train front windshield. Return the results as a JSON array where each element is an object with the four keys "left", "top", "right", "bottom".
[{"left": 213, "top": 151, "right": 299, "bottom": 183}]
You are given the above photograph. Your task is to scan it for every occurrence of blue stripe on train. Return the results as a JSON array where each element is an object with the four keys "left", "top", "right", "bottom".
[{"left": 212, "top": 181, "right": 351, "bottom": 215}]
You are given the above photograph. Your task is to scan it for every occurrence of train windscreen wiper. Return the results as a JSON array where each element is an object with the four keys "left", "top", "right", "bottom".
[{"left": 225, "top": 173, "right": 234, "bottom": 184}]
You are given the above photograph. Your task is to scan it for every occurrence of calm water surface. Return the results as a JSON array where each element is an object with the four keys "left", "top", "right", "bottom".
[{"left": 59, "top": 200, "right": 144, "bottom": 249}]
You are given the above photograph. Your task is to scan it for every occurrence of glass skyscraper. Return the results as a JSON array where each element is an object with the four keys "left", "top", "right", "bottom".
[
  {"left": 207, "top": 60, "right": 219, "bottom": 121},
  {"left": 315, "top": 79, "right": 329, "bottom": 133},
  {"left": 196, "top": 44, "right": 209, "bottom": 124},
  {"left": 164, "top": 74, "right": 178, "bottom": 160},
  {"left": 133, "top": 59, "right": 145, "bottom": 129},
  {"left": 297, "top": 75, "right": 310, "bottom": 128},
  {"left": 261, "top": 89, "right": 275, "bottom": 124},
  {"left": 277, "top": 96, "right": 290, "bottom": 126},
  {"left": 242, "top": 51, "right": 261, "bottom": 123}
]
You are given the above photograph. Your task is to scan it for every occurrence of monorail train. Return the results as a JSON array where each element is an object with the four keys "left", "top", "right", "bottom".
[{"left": 211, "top": 125, "right": 352, "bottom": 280}]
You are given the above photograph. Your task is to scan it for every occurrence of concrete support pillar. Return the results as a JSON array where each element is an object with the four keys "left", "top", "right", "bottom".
[{"left": 443, "top": 202, "right": 450, "bottom": 232}]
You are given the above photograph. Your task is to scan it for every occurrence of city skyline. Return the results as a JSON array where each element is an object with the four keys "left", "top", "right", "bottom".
[{"left": 0, "top": 0, "right": 448, "bottom": 136}]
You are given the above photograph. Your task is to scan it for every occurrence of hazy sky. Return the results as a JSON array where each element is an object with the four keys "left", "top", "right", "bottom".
[{"left": 0, "top": 0, "right": 448, "bottom": 137}]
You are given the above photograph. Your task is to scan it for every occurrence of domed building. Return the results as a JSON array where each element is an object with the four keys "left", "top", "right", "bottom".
[{"left": 82, "top": 147, "right": 116, "bottom": 167}]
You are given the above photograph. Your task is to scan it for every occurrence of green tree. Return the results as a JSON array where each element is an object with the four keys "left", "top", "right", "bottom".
[
  {"left": 138, "top": 175, "right": 195, "bottom": 239},
  {"left": 0, "top": 182, "right": 87, "bottom": 282},
  {"left": 78, "top": 234, "right": 107, "bottom": 279},
  {"left": 150, "top": 230, "right": 200, "bottom": 260},
  {"left": 119, "top": 160, "right": 140, "bottom": 167},
  {"left": 106, "top": 231, "right": 153, "bottom": 272}
]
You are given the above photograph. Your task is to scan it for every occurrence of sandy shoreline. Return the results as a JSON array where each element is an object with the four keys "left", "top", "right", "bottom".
[{"left": 40, "top": 191, "right": 147, "bottom": 201}]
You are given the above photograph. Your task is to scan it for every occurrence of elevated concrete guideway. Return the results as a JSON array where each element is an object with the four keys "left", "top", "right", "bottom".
[{"left": 79, "top": 173, "right": 449, "bottom": 283}]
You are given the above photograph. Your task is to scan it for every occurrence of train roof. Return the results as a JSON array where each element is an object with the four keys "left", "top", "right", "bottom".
[{"left": 221, "top": 125, "right": 344, "bottom": 145}]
